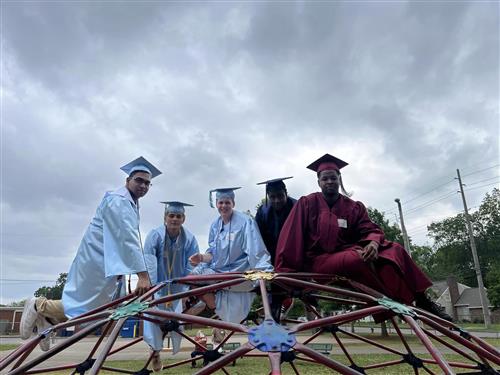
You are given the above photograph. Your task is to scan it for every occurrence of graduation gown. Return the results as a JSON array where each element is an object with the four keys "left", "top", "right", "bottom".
[
  {"left": 255, "top": 197, "right": 297, "bottom": 264},
  {"left": 192, "top": 210, "right": 273, "bottom": 322},
  {"left": 142, "top": 225, "right": 200, "bottom": 352},
  {"left": 62, "top": 186, "right": 147, "bottom": 318},
  {"left": 275, "top": 193, "right": 432, "bottom": 304}
]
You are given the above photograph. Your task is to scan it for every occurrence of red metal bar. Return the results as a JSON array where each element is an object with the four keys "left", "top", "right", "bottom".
[
  {"left": 417, "top": 314, "right": 500, "bottom": 366},
  {"left": 390, "top": 317, "right": 413, "bottom": 354},
  {"left": 289, "top": 360, "right": 300, "bottom": 375},
  {"left": 151, "top": 278, "right": 249, "bottom": 306},
  {"left": 470, "top": 334, "right": 500, "bottom": 357},
  {"left": 89, "top": 317, "right": 127, "bottom": 374},
  {"left": 420, "top": 359, "right": 480, "bottom": 370},
  {"left": 194, "top": 342, "right": 255, "bottom": 375},
  {"left": 403, "top": 315, "right": 454, "bottom": 374},
  {"left": 0, "top": 337, "right": 39, "bottom": 371},
  {"left": 293, "top": 342, "right": 362, "bottom": 374},
  {"left": 332, "top": 332, "right": 355, "bottom": 365},
  {"left": 301, "top": 327, "right": 323, "bottom": 345},
  {"left": 108, "top": 337, "right": 143, "bottom": 356},
  {"left": 7, "top": 319, "right": 108, "bottom": 375},
  {"left": 292, "top": 305, "right": 387, "bottom": 333},
  {"left": 162, "top": 355, "right": 203, "bottom": 370},
  {"left": 145, "top": 309, "right": 248, "bottom": 333},
  {"left": 363, "top": 359, "right": 405, "bottom": 370},
  {"left": 46, "top": 310, "right": 111, "bottom": 331},
  {"left": 309, "top": 293, "right": 368, "bottom": 306},
  {"left": 268, "top": 352, "right": 282, "bottom": 375},
  {"left": 259, "top": 278, "right": 273, "bottom": 320},
  {"left": 422, "top": 328, "right": 479, "bottom": 364},
  {"left": 76, "top": 293, "right": 136, "bottom": 319},
  {"left": 275, "top": 276, "right": 378, "bottom": 303},
  {"left": 87, "top": 320, "right": 113, "bottom": 359},
  {"left": 23, "top": 363, "right": 80, "bottom": 374},
  {"left": 99, "top": 366, "right": 136, "bottom": 374}
]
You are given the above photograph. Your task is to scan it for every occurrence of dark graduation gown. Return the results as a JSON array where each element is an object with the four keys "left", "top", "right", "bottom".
[
  {"left": 275, "top": 192, "right": 432, "bottom": 304},
  {"left": 255, "top": 197, "right": 297, "bottom": 265}
]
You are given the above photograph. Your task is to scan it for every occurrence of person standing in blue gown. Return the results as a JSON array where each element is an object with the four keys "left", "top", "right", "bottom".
[
  {"left": 142, "top": 201, "right": 200, "bottom": 372},
  {"left": 189, "top": 187, "right": 273, "bottom": 324},
  {"left": 20, "top": 157, "right": 161, "bottom": 351}
]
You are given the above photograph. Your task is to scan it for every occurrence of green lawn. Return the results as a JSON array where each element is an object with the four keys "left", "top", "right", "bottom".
[
  {"left": 0, "top": 343, "right": 19, "bottom": 351},
  {"left": 33, "top": 354, "right": 491, "bottom": 374}
]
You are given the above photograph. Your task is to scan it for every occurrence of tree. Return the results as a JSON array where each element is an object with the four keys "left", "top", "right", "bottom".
[
  {"left": 367, "top": 208, "right": 404, "bottom": 245},
  {"left": 34, "top": 273, "right": 67, "bottom": 300},
  {"left": 427, "top": 188, "right": 500, "bottom": 287},
  {"left": 486, "top": 262, "right": 500, "bottom": 310}
]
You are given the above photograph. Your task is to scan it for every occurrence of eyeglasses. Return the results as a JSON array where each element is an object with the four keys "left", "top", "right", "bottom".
[
  {"left": 133, "top": 177, "right": 152, "bottom": 187},
  {"left": 167, "top": 213, "right": 183, "bottom": 219}
]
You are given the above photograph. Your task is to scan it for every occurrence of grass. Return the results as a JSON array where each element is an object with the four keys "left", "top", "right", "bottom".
[
  {"left": 0, "top": 343, "right": 19, "bottom": 351},
  {"left": 35, "top": 354, "right": 484, "bottom": 374}
]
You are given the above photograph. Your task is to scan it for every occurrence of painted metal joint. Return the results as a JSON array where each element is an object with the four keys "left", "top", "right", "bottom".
[
  {"left": 377, "top": 297, "right": 416, "bottom": 317},
  {"left": 110, "top": 301, "right": 150, "bottom": 320}
]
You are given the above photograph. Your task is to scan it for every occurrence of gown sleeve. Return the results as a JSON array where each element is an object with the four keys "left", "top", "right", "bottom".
[
  {"left": 102, "top": 196, "right": 147, "bottom": 277},
  {"left": 353, "top": 201, "right": 385, "bottom": 245},
  {"left": 244, "top": 217, "right": 273, "bottom": 272},
  {"left": 143, "top": 229, "right": 160, "bottom": 285},
  {"left": 184, "top": 234, "right": 200, "bottom": 274},
  {"left": 275, "top": 197, "right": 307, "bottom": 272}
]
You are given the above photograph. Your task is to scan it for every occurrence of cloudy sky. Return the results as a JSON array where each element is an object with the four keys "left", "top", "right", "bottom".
[{"left": 1, "top": 1, "right": 498, "bottom": 304}]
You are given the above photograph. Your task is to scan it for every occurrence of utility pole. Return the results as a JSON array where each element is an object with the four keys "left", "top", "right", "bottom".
[
  {"left": 456, "top": 169, "right": 491, "bottom": 328},
  {"left": 394, "top": 198, "right": 412, "bottom": 256}
]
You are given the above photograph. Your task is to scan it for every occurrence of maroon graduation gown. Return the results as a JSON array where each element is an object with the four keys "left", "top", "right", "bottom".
[{"left": 275, "top": 192, "right": 432, "bottom": 304}]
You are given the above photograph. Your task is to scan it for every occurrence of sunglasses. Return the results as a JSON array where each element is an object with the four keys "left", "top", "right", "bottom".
[{"left": 133, "top": 177, "right": 152, "bottom": 187}]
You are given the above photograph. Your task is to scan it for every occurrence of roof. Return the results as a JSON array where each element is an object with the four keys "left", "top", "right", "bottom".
[
  {"left": 430, "top": 281, "right": 448, "bottom": 298},
  {"left": 454, "top": 287, "right": 491, "bottom": 308}
]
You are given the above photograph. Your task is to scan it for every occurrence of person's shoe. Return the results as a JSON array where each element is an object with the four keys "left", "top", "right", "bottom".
[
  {"left": 151, "top": 350, "right": 162, "bottom": 372},
  {"left": 184, "top": 301, "right": 207, "bottom": 316},
  {"left": 415, "top": 295, "right": 453, "bottom": 322},
  {"left": 35, "top": 316, "right": 53, "bottom": 351},
  {"left": 20, "top": 298, "right": 39, "bottom": 339}
]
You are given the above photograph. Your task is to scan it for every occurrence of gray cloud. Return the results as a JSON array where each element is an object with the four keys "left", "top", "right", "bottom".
[{"left": 1, "top": 1, "right": 498, "bottom": 303}]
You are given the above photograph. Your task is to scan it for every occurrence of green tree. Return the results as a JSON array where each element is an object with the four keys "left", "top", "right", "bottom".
[
  {"left": 427, "top": 188, "right": 500, "bottom": 287},
  {"left": 34, "top": 273, "right": 67, "bottom": 300},
  {"left": 367, "top": 208, "right": 404, "bottom": 245},
  {"left": 486, "top": 263, "right": 500, "bottom": 310}
]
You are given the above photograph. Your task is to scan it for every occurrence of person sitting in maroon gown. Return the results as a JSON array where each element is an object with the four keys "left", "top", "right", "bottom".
[{"left": 274, "top": 153, "right": 452, "bottom": 321}]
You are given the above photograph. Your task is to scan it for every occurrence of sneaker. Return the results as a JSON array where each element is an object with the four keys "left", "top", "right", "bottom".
[
  {"left": 151, "top": 350, "right": 162, "bottom": 372},
  {"left": 415, "top": 296, "right": 453, "bottom": 322},
  {"left": 20, "top": 298, "right": 39, "bottom": 339},
  {"left": 35, "top": 316, "right": 53, "bottom": 351}
]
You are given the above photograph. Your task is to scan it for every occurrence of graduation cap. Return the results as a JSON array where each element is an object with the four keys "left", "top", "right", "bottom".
[
  {"left": 209, "top": 187, "right": 241, "bottom": 208},
  {"left": 257, "top": 177, "right": 293, "bottom": 205},
  {"left": 161, "top": 201, "right": 194, "bottom": 214},
  {"left": 306, "top": 154, "right": 348, "bottom": 174},
  {"left": 120, "top": 156, "right": 162, "bottom": 178}
]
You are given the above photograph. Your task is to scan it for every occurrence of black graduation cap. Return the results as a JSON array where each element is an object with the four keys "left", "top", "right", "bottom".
[
  {"left": 160, "top": 201, "right": 194, "bottom": 214},
  {"left": 306, "top": 154, "right": 348, "bottom": 173},
  {"left": 257, "top": 176, "right": 293, "bottom": 192}
]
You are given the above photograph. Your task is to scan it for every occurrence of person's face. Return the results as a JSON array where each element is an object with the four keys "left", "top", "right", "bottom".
[
  {"left": 267, "top": 190, "right": 287, "bottom": 211},
  {"left": 318, "top": 169, "right": 340, "bottom": 196},
  {"left": 164, "top": 212, "right": 185, "bottom": 233},
  {"left": 216, "top": 198, "right": 234, "bottom": 218},
  {"left": 126, "top": 171, "right": 152, "bottom": 199}
]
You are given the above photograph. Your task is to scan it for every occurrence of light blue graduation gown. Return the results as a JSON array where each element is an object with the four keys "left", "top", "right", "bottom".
[
  {"left": 143, "top": 225, "right": 199, "bottom": 352},
  {"left": 192, "top": 210, "right": 273, "bottom": 323},
  {"left": 62, "top": 186, "right": 147, "bottom": 318}
]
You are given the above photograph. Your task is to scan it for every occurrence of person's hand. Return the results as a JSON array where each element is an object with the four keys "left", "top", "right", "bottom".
[
  {"left": 361, "top": 241, "right": 379, "bottom": 262},
  {"left": 189, "top": 253, "right": 204, "bottom": 266},
  {"left": 134, "top": 272, "right": 151, "bottom": 296}
]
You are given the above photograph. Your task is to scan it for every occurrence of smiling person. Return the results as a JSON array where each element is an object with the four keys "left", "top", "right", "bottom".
[
  {"left": 188, "top": 187, "right": 273, "bottom": 323},
  {"left": 20, "top": 156, "right": 161, "bottom": 351},
  {"left": 142, "top": 201, "right": 200, "bottom": 372},
  {"left": 275, "top": 154, "right": 452, "bottom": 321}
]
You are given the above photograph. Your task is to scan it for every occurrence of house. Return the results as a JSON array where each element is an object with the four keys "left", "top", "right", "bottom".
[{"left": 430, "top": 277, "right": 499, "bottom": 323}]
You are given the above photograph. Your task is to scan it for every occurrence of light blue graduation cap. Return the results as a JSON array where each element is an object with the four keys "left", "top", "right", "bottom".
[
  {"left": 209, "top": 187, "right": 241, "bottom": 208},
  {"left": 161, "top": 201, "right": 194, "bottom": 214},
  {"left": 120, "top": 156, "right": 162, "bottom": 178}
]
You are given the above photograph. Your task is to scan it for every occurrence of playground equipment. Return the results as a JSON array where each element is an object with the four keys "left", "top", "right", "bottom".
[{"left": 1, "top": 271, "right": 499, "bottom": 374}]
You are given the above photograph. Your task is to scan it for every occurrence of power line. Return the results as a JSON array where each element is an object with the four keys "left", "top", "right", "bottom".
[
  {"left": 404, "top": 191, "right": 458, "bottom": 215},
  {"left": 464, "top": 175, "right": 499, "bottom": 187},
  {"left": 461, "top": 164, "right": 500, "bottom": 178},
  {"left": 464, "top": 181, "right": 499, "bottom": 192}
]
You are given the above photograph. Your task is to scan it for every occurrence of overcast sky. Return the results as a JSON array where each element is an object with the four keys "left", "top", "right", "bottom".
[{"left": 1, "top": 1, "right": 498, "bottom": 304}]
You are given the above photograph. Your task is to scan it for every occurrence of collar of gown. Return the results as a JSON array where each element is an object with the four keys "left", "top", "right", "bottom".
[{"left": 113, "top": 186, "right": 139, "bottom": 207}]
